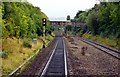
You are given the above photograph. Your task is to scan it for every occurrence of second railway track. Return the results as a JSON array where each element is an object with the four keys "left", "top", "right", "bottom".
[
  {"left": 39, "top": 36, "right": 67, "bottom": 76},
  {"left": 78, "top": 37, "right": 120, "bottom": 60}
]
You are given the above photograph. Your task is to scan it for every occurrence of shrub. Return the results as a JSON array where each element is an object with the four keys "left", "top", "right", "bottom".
[
  {"left": 23, "top": 40, "right": 32, "bottom": 48},
  {"left": 0, "top": 51, "right": 8, "bottom": 59},
  {"left": 31, "top": 33, "right": 38, "bottom": 39}
]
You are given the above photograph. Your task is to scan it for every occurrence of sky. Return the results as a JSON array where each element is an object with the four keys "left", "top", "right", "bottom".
[{"left": 27, "top": 0, "right": 99, "bottom": 21}]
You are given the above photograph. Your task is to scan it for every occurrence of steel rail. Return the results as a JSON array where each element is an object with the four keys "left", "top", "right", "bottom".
[
  {"left": 63, "top": 38, "right": 68, "bottom": 76},
  {"left": 80, "top": 37, "right": 120, "bottom": 60},
  {"left": 40, "top": 37, "right": 68, "bottom": 76},
  {"left": 40, "top": 41, "right": 58, "bottom": 76}
]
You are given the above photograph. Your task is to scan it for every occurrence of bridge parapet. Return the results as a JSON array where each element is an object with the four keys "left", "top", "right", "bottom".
[{"left": 49, "top": 21, "right": 85, "bottom": 27}]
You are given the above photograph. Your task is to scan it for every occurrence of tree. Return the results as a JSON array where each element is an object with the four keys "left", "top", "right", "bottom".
[
  {"left": 2, "top": 2, "right": 52, "bottom": 39},
  {"left": 67, "top": 15, "right": 70, "bottom": 21},
  {"left": 74, "top": 2, "right": 120, "bottom": 39},
  {"left": 74, "top": 10, "right": 84, "bottom": 19},
  {"left": 86, "top": 11, "right": 98, "bottom": 35}
]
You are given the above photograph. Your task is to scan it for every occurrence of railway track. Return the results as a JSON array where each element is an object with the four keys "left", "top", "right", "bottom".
[
  {"left": 38, "top": 36, "right": 67, "bottom": 76},
  {"left": 78, "top": 37, "right": 120, "bottom": 60}
]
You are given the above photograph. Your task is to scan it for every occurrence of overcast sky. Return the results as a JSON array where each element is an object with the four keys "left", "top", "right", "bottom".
[{"left": 27, "top": 0, "right": 99, "bottom": 21}]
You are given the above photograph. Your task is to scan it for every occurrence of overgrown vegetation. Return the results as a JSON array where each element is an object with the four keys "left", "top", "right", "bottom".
[
  {"left": 1, "top": 36, "right": 54, "bottom": 76},
  {"left": 0, "top": 51, "right": 8, "bottom": 59},
  {"left": 1, "top": 1, "right": 54, "bottom": 76},
  {"left": 1, "top": 2, "right": 54, "bottom": 55},
  {"left": 75, "top": 3, "right": 120, "bottom": 38},
  {"left": 23, "top": 40, "right": 32, "bottom": 48},
  {"left": 82, "top": 33, "right": 120, "bottom": 49},
  {"left": 73, "top": 2, "right": 120, "bottom": 49},
  {"left": 1, "top": 2, "right": 52, "bottom": 39}
]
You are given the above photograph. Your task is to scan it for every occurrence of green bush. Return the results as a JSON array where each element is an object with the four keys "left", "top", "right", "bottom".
[
  {"left": 31, "top": 33, "right": 38, "bottom": 39},
  {"left": 0, "top": 51, "right": 8, "bottom": 59},
  {"left": 23, "top": 40, "right": 32, "bottom": 48}
]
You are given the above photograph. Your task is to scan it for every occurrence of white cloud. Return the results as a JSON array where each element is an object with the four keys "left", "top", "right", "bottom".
[{"left": 27, "top": 0, "right": 98, "bottom": 21}]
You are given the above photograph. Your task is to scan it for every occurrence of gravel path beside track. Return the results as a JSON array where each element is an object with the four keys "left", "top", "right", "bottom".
[{"left": 65, "top": 36, "right": 119, "bottom": 76}]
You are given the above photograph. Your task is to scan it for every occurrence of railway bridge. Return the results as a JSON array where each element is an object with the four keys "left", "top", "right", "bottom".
[{"left": 49, "top": 21, "right": 85, "bottom": 27}]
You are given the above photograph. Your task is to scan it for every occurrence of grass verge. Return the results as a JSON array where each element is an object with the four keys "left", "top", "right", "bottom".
[
  {"left": 82, "top": 33, "right": 120, "bottom": 50},
  {"left": 1, "top": 34, "right": 54, "bottom": 77}
]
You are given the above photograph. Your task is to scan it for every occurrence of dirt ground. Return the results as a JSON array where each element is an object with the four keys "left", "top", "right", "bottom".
[{"left": 65, "top": 36, "right": 120, "bottom": 76}]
